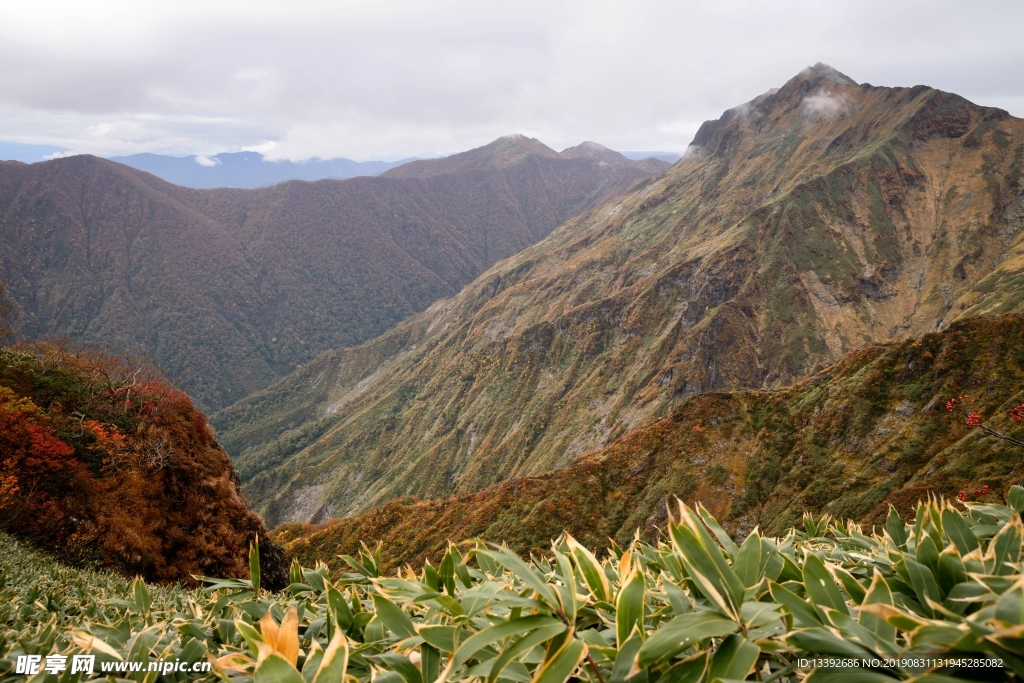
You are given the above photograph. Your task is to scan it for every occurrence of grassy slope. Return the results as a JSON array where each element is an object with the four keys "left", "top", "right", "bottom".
[
  {"left": 219, "top": 66, "right": 1024, "bottom": 525},
  {"left": 276, "top": 313, "right": 1024, "bottom": 573},
  {"left": 0, "top": 138, "right": 659, "bottom": 409}
]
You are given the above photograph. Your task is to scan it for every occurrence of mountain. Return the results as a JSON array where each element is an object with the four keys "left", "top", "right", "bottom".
[
  {"left": 0, "top": 138, "right": 665, "bottom": 409},
  {"left": 108, "top": 151, "right": 411, "bottom": 189},
  {"left": 275, "top": 314, "right": 1024, "bottom": 571},
  {"left": 214, "top": 64, "right": 1024, "bottom": 526}
]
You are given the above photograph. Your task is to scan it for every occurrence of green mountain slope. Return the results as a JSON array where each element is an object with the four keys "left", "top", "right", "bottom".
[
  {"left": 0, "top": 137, "right": 662, "bottom": 409},
  {"left": 276, "top": 313, "right": 1024, "bottom": 570},
  {"left": 216, "top": 64, "right": 1024, "bottom": 525}
]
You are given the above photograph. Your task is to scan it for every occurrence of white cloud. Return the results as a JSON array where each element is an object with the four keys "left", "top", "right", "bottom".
[
  {"left": 194, "top": 154, "right": 219, "bottom": 166},
  {"left": 802, "top": 91, "right": 848, "bottom": 119},
  {"left": 0, "top": 0, "right": 1021, "bottom": 160}
]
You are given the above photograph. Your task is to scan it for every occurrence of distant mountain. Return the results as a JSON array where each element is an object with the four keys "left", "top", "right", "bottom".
[
  {"left": 0, "top": 137, "right": 667, "bottom": 409},
  {"left": 108, "top": 151, "right": 412, "bottom": 189},
  {"left": 214, "top": 64, "right": 1024, "bottom": 526},
  {"left": 276, "top": 314, "right": 1024, "bottom": 570}
]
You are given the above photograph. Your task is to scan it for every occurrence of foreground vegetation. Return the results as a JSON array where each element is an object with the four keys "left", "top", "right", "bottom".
[{"left": 5, "top": 492, "right": 1024, "bottom": 681}]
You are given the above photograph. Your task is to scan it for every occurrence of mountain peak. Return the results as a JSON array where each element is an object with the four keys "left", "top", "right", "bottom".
[
  {"left": 383, "top": 134, "right": 560, "bottom": 178},
  {"left": 804, "top": 62, "right": 858, "bottom": 86},
  {"left": 559, "top": 141, "right": 629, "bottom": 164}
]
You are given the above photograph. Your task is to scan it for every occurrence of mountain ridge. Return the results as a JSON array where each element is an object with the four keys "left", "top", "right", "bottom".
[
  {"left": 213, "top": 64, "right": 1024, "bottom": 526},
  {"left": 1, "top": 138, "right": 666, "bottom": 408},
  {"left": 274, "top": 313, "right": 1024, "bottom": 571}
]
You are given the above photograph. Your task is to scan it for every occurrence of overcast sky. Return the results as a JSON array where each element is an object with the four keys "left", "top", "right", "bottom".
[{"left": 1, "top": 0, "right": 1021, "bottom": 161}]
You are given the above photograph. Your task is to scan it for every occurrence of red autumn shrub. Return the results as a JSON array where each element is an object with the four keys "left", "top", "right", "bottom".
[{"left": 0, "top": 344, "right": 288, "bottom": 588}]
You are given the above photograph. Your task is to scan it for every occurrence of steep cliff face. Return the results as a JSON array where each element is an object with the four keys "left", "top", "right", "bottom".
[
  {"left": 216, "top": 64, "right": 1024, "bottom": 525},
  {"left": 276, "top": 314, "right": 1024, "bottom": 572}
]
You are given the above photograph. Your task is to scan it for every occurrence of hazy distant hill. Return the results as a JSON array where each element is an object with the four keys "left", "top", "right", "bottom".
[
  {"left": 215, "top": 64, "right": 1024, "bottom": 526},
  {"left": 108, "top": 151, "right": 411, "bottom": 189},
  {"left": 0, "top": 137, "right": 667, "bottom": 408}
]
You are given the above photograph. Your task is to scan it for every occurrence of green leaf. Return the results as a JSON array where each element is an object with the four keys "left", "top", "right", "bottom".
[
  {"left": 733, "top": 534, "right": 762, "bottom": 589},
  {"left": 439, "top": 548, "right": 457, "bottom": 595},
  {"left": 311, "top": 626, "right": 348, "bottom": 683},
  {"left": 302, "top": 643, "right": 324, "bottom": 683},
  {"left": 941, "top": 508, "right": 980, "bottom": 555},
  {"left": 610, "top": 632, "right": 643, "bottom": 683},
  {"left": 1009, "top": 485, "right": 1024, "bottom": 513},
  {"left": 421, "top": 645, "right": 441, "bottom": 683},
  {"left": 806, "top": 669, "right": 900, "bottom": 683},
  {"left": 832, "top": 567, "right": 866, "bottom": 605},
  {"left": 552, "top": 550, "right": 578, "bottom": 624},
  {"left": 374, "top": 654, "right": 422, "bottom": 683},
  {"left": 769, "top": 580, "right": 822, "bottom": 628},
  {"left": 658, "top": 652, "right": 708, "bottom": 683},
  {"left": 996, "top": 582, "right": 1024, "bottom": 624},
  {"left": 662, "top": 581, "right": 692, "bottom": 615},
  {"left": 936, "top": 547, "right": 967, "bottom": 595},
  {"left": 637, "top": 612, "right": 739, "bottom": 668},
  {"left": 531, "top": 635, "right": 586, "bottom": 683},
  {"left": 616, "top": 567, "right": 646, "bottom": 646},
  {"left": 802, "top": 554, "right": 849, "bottom": 616},
  {"left": 885, "top": 507, "right": 908, "bottom": 549},
  {"left": 235, "top": 618, "right": 263, "bottom": 658},
  {"left": 706, "top": 635, "right": 758, "bottom": 682},
  {"left": 903, "top": 558, "right": 943, "bottom": 616},
  {"left": 451, "top": 615, "right": 563, "bottom": 674},
  {"left": 327, "top": 582, "right": 353, "bottom": 631},
  {"left": 421, "top": 625, "right": 463, "bottom": 654},
  {"left": 567, "top": 536, "right": 610, "bottom": 602},
  {"left": 669, "top": 504, "right": 744, "bottom": 619},
  {"left": 859, "top": 571, "right": 896, "bottom": 643},
  {"left": 371, "top": 594, "right": 417, "bottom": 640},
  {"left": 480, "top": 547, "right": 560, "bottom": 608},
  {"left": 697, "top": 503, "right": 740, "bottom": 559},
  {"left": 250, "top": 538, "right": 262, "bottom": 595},
  {"left": 255, "top": 653, "right": 304, "bottom": 683},
  {"left": 785, "top": 628, "right": 875, "bottom": 657},
  {"left": 132, "top": 578, "right": 151, "bottom": 613},
  {"left": 991, "top": 516, "right": 1023, "bottom": 575},
  {"left": 487, "top": 623, "right": 566, "bottom": 683}
]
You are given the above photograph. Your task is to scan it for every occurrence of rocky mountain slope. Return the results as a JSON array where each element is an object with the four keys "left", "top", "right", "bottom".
[
  {"left": 0, "top": 138, "right": 663, "bottom": 408},
  {"left": 276, "top": 313, "right": 1024, "bottom": 571},
  {"left": 219, "top": 64, "right": 1024, "bottom": 526}
]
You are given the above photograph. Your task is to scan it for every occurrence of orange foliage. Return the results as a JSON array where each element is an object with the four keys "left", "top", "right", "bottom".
[{"left": 0, "top": 345, "right": 285, "bottom": 586}]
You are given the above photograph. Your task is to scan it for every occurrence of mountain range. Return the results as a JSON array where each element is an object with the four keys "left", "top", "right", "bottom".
[
  {"left": 213, "top": 63, "right": 1024, "bottom": 526},
  {"left": 0, "top": 137, "right": 667, "bottom": 408}
]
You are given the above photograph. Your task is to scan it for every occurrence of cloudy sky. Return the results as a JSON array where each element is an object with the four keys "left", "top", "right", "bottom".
[{"left": 1, "top": 0, "right": 1022, "bottom": 161}]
